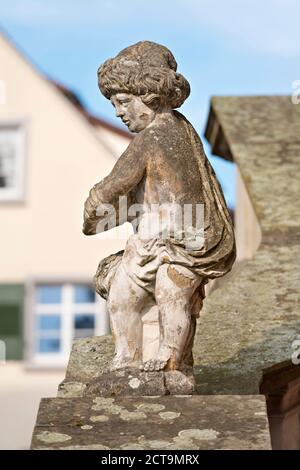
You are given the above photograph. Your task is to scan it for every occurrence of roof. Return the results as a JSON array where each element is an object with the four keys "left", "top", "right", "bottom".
[
  {"left": 204, "top": 95, "right": 300, "bottom": 234},
  {"left": 53, "top": 81, "right": 132, "bottom": 140},
  {"left": 205, "top": 95, "right": 300, "bottom": 165},
  {"left": 193, "top": 95, "right": 300, "bottom": 394},
  {"left": 0, "top": 28, "right": 131, "bottom": 140}
]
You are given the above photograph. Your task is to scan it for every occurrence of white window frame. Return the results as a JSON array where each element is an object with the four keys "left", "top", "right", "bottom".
[
  {"left": 25, "top": 278, "right": 109, "bottom": 368},
  {"left": 0, "top": 119, "right": 26, "bottom": 202}
]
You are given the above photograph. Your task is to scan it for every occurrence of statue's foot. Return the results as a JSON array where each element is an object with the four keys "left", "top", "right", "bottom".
[
  {"left": 109, "top": 355, "right": 131, "bottom": 371},
  {"left": 140, "top": 344, "right": 173, "bottom": 372},
  {"left": 140, "top": 359, "right": 167, "bottom": 372},
  {"left": 109, "top": 354, "right": 141, "bottom": 372}
]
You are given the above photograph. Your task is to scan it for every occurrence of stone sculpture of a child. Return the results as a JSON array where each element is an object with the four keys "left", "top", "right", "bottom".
[{"left": 83, "top": 41, "right": 236, "bottom": 375}]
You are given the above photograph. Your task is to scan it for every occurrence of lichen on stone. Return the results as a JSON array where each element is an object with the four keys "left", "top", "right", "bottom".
[
  {"left": 135, "top": 403, "right": 165, "bottom": 412},
  {"left": 178, "top": 428, "right": 219, "bottom": 440},
  {"left": 36, "top": 431, "right": 72, "bottom": 444},
  {"left": 159, "top": 411, "right": 181, "bottom": 420},
  {"left": 120, "top": 410, "right": 147, "bottom": 421},
  {"left": 90, "top": 415, "right": 109, "bottom": 422},
  {"left": 128, "top": 378, "right": 141, "bottom": 389},
  {"left": 91, "top": 396, "right": 125, "bottom": 414}
]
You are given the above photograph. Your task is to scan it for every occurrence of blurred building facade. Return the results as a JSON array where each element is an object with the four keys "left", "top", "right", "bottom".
[{"left": 0, "top": 31, "right": 131, "bottom": 368}]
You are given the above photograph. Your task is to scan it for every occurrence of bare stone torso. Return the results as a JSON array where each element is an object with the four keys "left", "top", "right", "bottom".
[{"left": 133, "top": 112, "right": 204, "bottom": 209}]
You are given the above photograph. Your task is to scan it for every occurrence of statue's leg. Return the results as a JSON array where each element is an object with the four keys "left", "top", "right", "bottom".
[
  {"left": 107, "top": 262, "right": 151, "bottom": 371},
  {"left": 141, "top": 263, "right": 201, "bottom": 372},
  {"left": 182, "top": 283, "right": 206, "bottom": 369}
]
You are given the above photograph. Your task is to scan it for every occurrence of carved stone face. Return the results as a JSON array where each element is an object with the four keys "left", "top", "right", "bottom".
[{"left": 111, "top": 93, "right": 156, "bottom": 133}]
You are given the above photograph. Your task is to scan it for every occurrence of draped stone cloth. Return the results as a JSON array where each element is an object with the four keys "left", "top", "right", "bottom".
[{"left": 94, "top": 111, "right": 236, "bottom": 301}]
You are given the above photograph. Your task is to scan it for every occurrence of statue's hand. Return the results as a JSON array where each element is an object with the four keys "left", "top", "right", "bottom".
[{"left": 82, "top": 185, "right": 102, "bottom": 235}]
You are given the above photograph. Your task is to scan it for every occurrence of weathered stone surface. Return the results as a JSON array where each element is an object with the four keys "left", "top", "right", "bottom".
[
  {"left": 164, "top": 370, "right": 195, "bottom": 395},
  {"left": 58, "top": 336, "right": 114, "bottom": 397},
  {"left": 31, "top": 395, "right": 271, "bottom": 450},
  {"left": 197, "top": 96, "right": 300, "bottom": 395},
  {"left": 58, "top": 337, "right": 197, "bottom": 397},
  {"left": 84, "top": 368, "right": 195, "bottom": 397},
  {"left": 84, "top": 368, "right": 166, "bottom": 397}
]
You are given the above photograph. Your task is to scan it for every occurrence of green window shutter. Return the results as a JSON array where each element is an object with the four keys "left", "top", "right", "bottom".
[{"left": 0, "top": 284, "right": 24, "bottom": 360}]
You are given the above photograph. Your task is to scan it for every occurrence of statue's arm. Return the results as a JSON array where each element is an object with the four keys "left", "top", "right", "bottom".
[{"left": 83, "top": 137, "right": 146, "bottom": 235}]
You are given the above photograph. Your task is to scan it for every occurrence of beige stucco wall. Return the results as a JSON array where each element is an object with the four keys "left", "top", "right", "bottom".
[
  {"left": 235, "top": 167, "right": 262, "bottom": 261},
  {"left": 0, "top": 362, "right": 64, "bottom": 449},
  {"left": 95, "top": 126, "right": 132, "bottom": 157},
  {"left": 0, "top": 34, "right": 130, "bottom": 283}
]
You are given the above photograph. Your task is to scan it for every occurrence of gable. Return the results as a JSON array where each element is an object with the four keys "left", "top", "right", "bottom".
[{"left": 0, "top": 32, "right": 130, "bottom": 281}]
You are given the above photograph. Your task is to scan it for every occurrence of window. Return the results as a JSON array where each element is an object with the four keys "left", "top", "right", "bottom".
[
  {"left": 0, "top": 122, "right": 25, "bottom": 201},
  {"left": 29, "top": 282, "right": 108, "bottom": 366}
]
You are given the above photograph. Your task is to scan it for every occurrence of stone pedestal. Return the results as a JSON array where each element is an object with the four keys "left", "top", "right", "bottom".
[
  {"left": 30, "top": 336, "right": 272, "bottom": 450},
  {"left": 57, "top": 336, "right": 196, "bottom": 397},
  {"left": 31, "top": 395, "right": 271, "bottom": 450}
]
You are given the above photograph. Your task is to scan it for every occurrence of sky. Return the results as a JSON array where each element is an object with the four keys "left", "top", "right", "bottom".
[{"left": 1, "top": 0, "right": 300, "bottom": 208}]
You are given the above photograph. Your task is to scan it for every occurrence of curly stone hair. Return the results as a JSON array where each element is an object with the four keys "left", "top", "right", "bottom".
[{"left": 98, "top": 41, "right": 190, "bottom": 110}]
